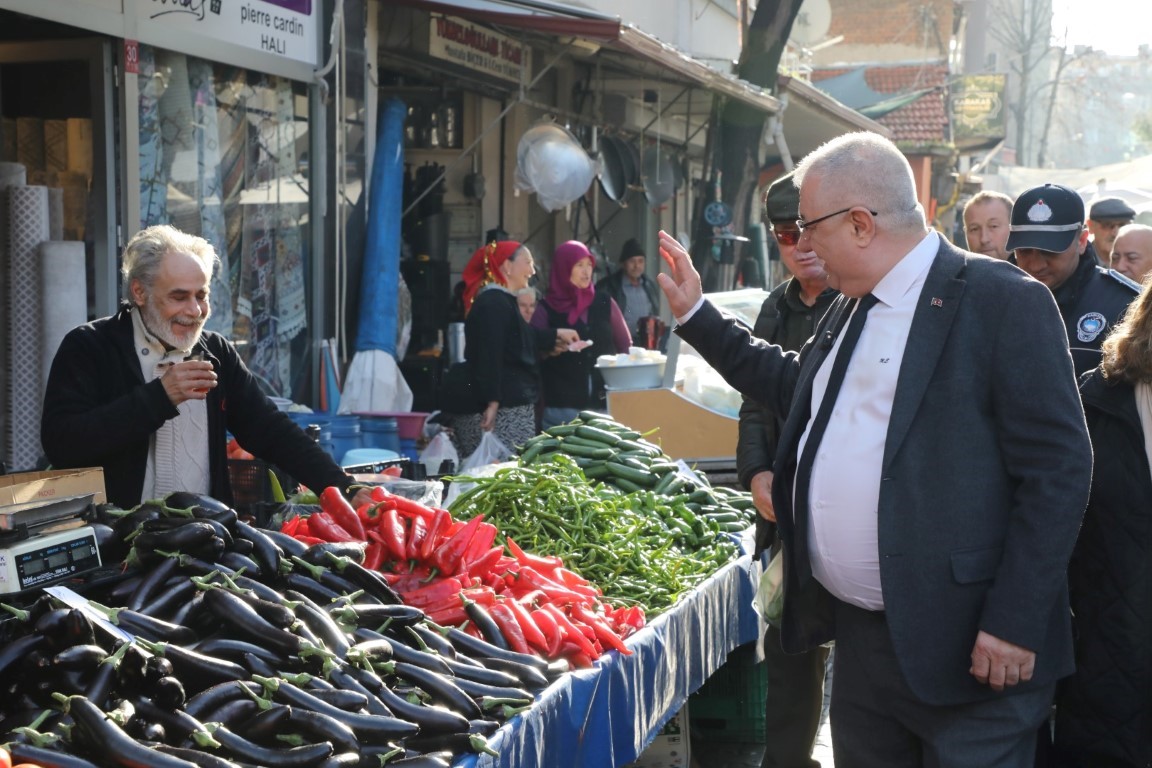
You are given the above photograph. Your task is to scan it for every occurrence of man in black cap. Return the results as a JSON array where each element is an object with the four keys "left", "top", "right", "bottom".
[
  {"left": 1008, "top": 183, "right": 1139, "bottom": 375},
  {"left": 1086, "top": 196, "right": 1136, "bottom": 266},
  {"left": 596, "top": 237, "right": 661, "bottom": 337},
  {"left": 738, "top": 170, "right": 837, "bottom": 767}
]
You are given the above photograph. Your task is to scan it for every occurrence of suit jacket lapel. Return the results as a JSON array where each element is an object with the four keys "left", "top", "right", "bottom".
[{"left": 883, "top": 243, "right": 968, "bottom": 467}]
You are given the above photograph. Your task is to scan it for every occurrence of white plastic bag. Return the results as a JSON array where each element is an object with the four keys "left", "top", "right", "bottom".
[
  {"left": 459, "top": 431, "right": 513, "bottom": 473},
  {"left": 753, "top": 549, "right": 785, "bottom": 628},
  {"left": 418, "top": 430, "right": 459, "bottom": 477}
]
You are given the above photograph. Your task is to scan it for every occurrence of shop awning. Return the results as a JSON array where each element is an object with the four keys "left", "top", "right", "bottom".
[{"left": 390, "top": 0, "right": 780, "bottom": 115}]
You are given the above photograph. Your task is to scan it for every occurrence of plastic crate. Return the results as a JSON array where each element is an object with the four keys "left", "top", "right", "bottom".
[
  {"left": 688, "top": 642, "right": 768, "bottom": 744},
  {"left": 227, "top": 459, "right": 295, "bottom": 508}
]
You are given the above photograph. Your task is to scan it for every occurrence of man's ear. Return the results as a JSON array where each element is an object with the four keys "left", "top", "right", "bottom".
[
  {"left": 852, "top": 208, "right": 877, "bottom": 244},
  {"left": 1076, "top": 227, "right": 1089, "bottom": 256},
  {"left": 129, "top": 279, "right": 147, "bottom": 307}
]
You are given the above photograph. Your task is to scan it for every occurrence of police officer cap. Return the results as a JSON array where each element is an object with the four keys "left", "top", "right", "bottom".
[
  {"left": 763, "top": 171, "right": 800, "bottom": 223},
  {"left": 1005, "top": 183, "right": 1084, "bottom": 254},
  {"left": 1089, "top": 196, "right": 1136, "bottom": 221}
]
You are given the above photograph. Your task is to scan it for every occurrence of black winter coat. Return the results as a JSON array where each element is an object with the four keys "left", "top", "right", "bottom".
[
  {"left": 1053, "top": 370, "right": 1152, "bottom": 768},
  {"left": 538, "top": 291, "right": 621, "bottom": 410},
  {"left": 41, "top": 304, "right": 351, "bottom": 509}
]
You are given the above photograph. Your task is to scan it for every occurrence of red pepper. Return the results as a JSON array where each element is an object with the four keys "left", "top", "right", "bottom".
[
  {"left": 506, "top": 537, "right": 564, "bottom": 572},
  {"left": 430, "top": 514, "right": 486, "bottom": 577},
  {"left": 375, "top": 507, "right": 407, "bottom": 561},
  {"left": 294, "top": 534, "right": 325, "bottom": 546},
  {"left": 320, "top": 486, "right": 366, "bottom": 540},
  {"left": 507, "top": 566, "right": 594, "bottom": 605},
  {"left": 308, "top": 511, "right": 358, "bottom": 543},
  {"left": 488, "top": 602, "right": 532, "bottom": 655},
  {"left": 565, "top": 649, "right": 594, "bottom": 669},
  {"left": 280, "top": 516, "right": 301, "bottom": 536},
  {"left": 571, "top": 603, "right": 632, "bottom": 655},
  {"left": 397, "top": 576, "right": 464, "bottom": 608},
  {"left": 295, "top": 517, "right": 313, "bottom": 538},
  {"left": 554, "top": 567, "right": 601, "bottom": 597},
  {"left": 465, "top": 546, "right": 505, "bottom": 580},
  {"left": 506, "top": 597, "right": 549, "bottom": 655},
  {"left": 406, "top": 514, "right": 429, "bottom": 562},
  {"left": 463, "top": 522, "right": 499, "bottom": 564},
  {"left": 362, "top": 541, "right": 385, "bottom": 571},
  {"left": 357, "top": 502, "right": 386, "bottom": 527},
  {"left": 419, "top": 507, "right": 451, "bottom": 562},
  {"left": 542, "top": 603, "right": 598, "bottom": 658},
  {"left": 530, "top": 606, "right": 563, "bottom": 657},
  {"left": 371, "top": 487, "right": 439, "bottom": 521},
  {"left": 426, "top": 603, "right": 469, "bottom": 627}
]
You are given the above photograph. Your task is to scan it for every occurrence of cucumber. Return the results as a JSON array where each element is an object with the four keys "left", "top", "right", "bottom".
[
  {"left": 605, "top": 461, "right": 657, "bottom": 487},
  {"left": 574, "top": 425, "right": 622, "bottom": 446},
  {"left": 558, "top": 442, "right": 614, "bottom": 460}
]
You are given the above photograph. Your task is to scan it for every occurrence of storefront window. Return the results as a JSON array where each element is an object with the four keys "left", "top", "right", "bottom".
[{"left": 137, "top": 44, "right": 309, "bottom": 398}]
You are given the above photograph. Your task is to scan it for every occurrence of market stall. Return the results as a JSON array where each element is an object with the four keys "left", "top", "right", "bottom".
[{"left": 455, "top": 548, "right": 763, "bottom": 768}]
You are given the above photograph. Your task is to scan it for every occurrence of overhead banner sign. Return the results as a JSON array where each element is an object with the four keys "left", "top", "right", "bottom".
[
  {"left": 951, "top": 74, "right": 1006, "bottom": 146},
  {"left": 137, "top": 0, "right": 319, "bottom": 67},
  {"left": 428, "top": 14, "right": 530, "bottom": 84}
]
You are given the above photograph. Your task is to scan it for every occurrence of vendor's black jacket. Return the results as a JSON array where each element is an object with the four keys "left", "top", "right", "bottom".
[
  {"left": 538, "top": 291, "right": 620, "bottom": 410},
  {"left": 736, "top": 279, "right": 837, "bottom": 556},
  {"left": 459, "top": 287, "right": 557, "bottom": 410},
  {"left": 1052, "top": 252, "right": 1139, "bottom": 376},
  {"left": 596, "top": 270, "right": 660, "bottom": 327},
  {"left": 40, "top": 304, "right": 351, "bottom": 509},
  {"left": 1053, "top": 370, "right": 1152, "bottom": 767}
]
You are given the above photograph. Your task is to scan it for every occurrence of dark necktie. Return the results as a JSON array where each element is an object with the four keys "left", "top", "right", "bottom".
[{"left": 792, "top": 293, "right": 879, "bottom": 582}]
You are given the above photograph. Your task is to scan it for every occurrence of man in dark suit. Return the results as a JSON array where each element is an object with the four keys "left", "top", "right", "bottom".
[{"left": 656, "top": 132, "right": 1091, "bottom": 767}]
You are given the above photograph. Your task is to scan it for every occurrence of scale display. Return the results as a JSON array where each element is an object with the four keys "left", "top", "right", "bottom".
[{"left": 0, "top": 527, "right": 101, "bottom": 594}]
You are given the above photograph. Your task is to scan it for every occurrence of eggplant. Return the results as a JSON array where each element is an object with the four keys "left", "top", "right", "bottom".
[
  {"left": 405, "top": 624, "right": 457, "bottom": 660},
  {"left": 387, "top": 661, "right": 483, "bottom": 720},
  {"left": 439, "top": 624, "right": 550, "bottom": 673},
  {"left": 217, "top": 550, "right": 263, "bottom": 577},
  {"left": 143, "top": 516, "right": 235, "bottom": 549},
  {"left": 448, "top": 675, "right": 534, "bottom": 704},
  {"left": 153, "top": 744, "right": 249, "bottom": 768},
  {"left": 152, "top": 674, "right": 187, "bottom": 709},
  {"left": 282, "top": 573, "right": 343, "bottom": 605},
  {"left": 7, "top": 742, "right": 102, "bottom": 768},
  {"left": 52, "top": 643, "right": 108, "bottom": 671},
  {"left": 463, "top": 600, "right": 508, "bottom": 650},
  {"left": 286, "top": 591, "right": 352, "bottom": 657},
  {"left": 206, "top": 723, "right": 335, "bottom": 768},
  {"left": 335, "top": 603, "right": 425, "bottom": 630},
  {"left": 192, "top": 637, "right": 285, "bottom": 667},
  {"left": 299, "top": 541, "right": 366, "bottom": 566},
  {"left": 139, "top": 577, "right": 198, "bottom": 622},
  {"left": 370, "top": 681, "right": 470, "bottom": 736},
  {"left": 236, "top": 703, "right": 292, "bottom": 744},
  {"left": 322, "top": 556, "right": 404, "bottom": 605},
  {"left": 257, "top": 676, "right": 420, "bottom": 742},
  {"left": 35, "top": 608, "right": 95, "bottom": 650},
  {"left": 283, "top": 707, "right": 360, "bottom": 755},
  {"left": 126, "top": 556, "right": 180, "bottom": 611},
  {"left": 139, "top": 640, "right": 249, "bottom": 693},
  {"left": 0, "top": 633, "right": 48, "bottom": 680},
  {"left": 201, "top": 588, "right": 302, "bottom": 656},
  {"left": 164, "top": 491, "right": 236, "bottom": 519},
  {"left": 302, "top": 687, "right": 369, "bottom": 712},
  {"left": 240, "top": 651, "right": 280, "bottom": 678},
  {"left": 233, "top": 521, "right": 284, "bottom": 580},
  {"left": 348, "top": 636, "right": 453, "bottom": 677},
  {"left": 326, "top": 666, "right": 395, "bottom": 718},
  {"left": 438, "top": 654, "right": 522, "bottom": 688},
  {"left": 66, "top": 694, "right": 201, "bottom": 767},
  {"left": 184, "top": 680, "right": 263, "bottom": 720},
  {"left": 260, "top": 527, "right": 310, "bottom": 559},
  {"left": 478, "top": 654, "right": 551, "bottom": 692},
  {"left": 96, "top": 604, "right": 198, "bottom": 645}
]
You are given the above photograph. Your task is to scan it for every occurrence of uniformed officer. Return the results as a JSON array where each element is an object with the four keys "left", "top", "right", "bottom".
[{"left": 1007, "top": 183, "right": 1139, "bottom": 376}]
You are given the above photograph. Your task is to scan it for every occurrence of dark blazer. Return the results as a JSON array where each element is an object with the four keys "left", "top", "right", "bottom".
[{"left": 677, "top": 237, "right": 1092, "bottom": 706}]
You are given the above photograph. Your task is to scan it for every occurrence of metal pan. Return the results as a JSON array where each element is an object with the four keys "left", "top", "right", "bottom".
[{"left": 598, "top": 134, "right": 631, "bottom": 203}]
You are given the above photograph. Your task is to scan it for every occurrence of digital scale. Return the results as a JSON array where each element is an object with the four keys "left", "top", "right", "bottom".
[{"left": 0, "top": 493, "right": 102, "bottom": 595}]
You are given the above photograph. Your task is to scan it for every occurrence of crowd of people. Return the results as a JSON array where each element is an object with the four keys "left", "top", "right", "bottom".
[{"left": 39, "top": 128, "right": 1150, "bottom": 768}]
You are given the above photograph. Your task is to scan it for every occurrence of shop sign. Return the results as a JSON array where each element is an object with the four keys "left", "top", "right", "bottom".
[
  {"left": 138, "top": 0, "right": 319, "bottom": 66},
  {"left": 428, "top": 14, "right": 529, "bottom": 84},
  {"left": 951, "top": 74, "right": 1006, "bottom": 143}
]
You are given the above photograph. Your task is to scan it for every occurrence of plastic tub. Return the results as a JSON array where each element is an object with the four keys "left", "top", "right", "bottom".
[
  {"left": 329, "top": 415, "right": 363, "bottom": 464},
  {"left": 596, "top": 361, "right": 664, "bottom": 390},
  {"left": 341, "top": 447, "right": 400, "bottom": 467},
  {"left": 359, "top": 415, "right": 402, "bottom": 454},
  {"left": 358, "top": 411, "right": 430, "bottom": 441}
]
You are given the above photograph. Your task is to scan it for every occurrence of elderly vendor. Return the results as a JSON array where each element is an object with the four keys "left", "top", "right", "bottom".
[{"left": 41, "top": 224, "right": 371, "bottom": 510}]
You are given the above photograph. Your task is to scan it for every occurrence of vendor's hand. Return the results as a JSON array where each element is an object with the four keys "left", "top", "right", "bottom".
[
  {"left": 348, "top": 486, "right": 375, "bottom": 509},
  {"left": 481, "top": 401, "right": 499, "bottom": 431},
  {"left": 749, "top": 470, "right": 775, "bottom": 522},
  {"left": 161, "top": 360, "right": 217, "bottom": 406},
  {"left": 970, "top": 631, "right": 1035, "bottom": 691},
  {"left": 655, "top": 230, "right": 703, "bottom": 319},
  {"left": 556, "top": 329, "right": 579, "bottom": 347}
]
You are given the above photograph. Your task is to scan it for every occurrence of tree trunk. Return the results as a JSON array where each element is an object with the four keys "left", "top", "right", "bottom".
[{"left": 691, "top": 0, "right": 805, "bottom": 292}]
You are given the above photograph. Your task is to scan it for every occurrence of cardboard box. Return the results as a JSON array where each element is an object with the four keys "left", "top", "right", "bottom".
[
  {"left": 626, "top": 704, "right": 691, "bottom": 768},
  {"left": 0, "top": 468, "right": 107, "bottom": 507},
  {"left": 606, "top": 387, "right": 738, "bottom": 462}
]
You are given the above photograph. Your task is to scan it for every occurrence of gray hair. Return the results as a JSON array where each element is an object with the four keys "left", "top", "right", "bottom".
[
  {"left": 121, "top": 225, "right": 219, "bottom": 301},
  {"left": 963, "top": 190, "right": 1014, "bottom": 220},
  {"left": 793, "top": 132, "right": 925, "bottom": 233}
]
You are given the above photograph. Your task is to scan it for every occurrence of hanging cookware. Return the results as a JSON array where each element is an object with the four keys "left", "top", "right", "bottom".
[
  {"left": 514, "top": 121, "right": 597, "bottom": 212},
  {"left": 642, "top": 146, "right": 677, "bottom": 207},
  {"left": 597, "top": 134, "right": 630, "bottom": 204}
]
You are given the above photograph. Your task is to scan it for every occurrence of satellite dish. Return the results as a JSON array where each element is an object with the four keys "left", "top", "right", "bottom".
[{"left": 791, "top": 0, "right": 832, "bottom": 47}]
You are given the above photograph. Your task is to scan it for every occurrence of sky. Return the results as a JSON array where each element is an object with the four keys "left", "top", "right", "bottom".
[{"left": 1052, "top": 0, "right": 1147, "bottom": 55}]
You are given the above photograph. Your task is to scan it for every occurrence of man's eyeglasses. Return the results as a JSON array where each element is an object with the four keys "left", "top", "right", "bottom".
[
  {"left": 771, "top": 225, "right": 801, "bottom": 246},
  {"left": 796, "top": 206, "right": 878, "bottom": 233}
]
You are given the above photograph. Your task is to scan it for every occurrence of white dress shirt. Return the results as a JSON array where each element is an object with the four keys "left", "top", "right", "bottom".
[{"left": 800, "top": 231, "right": 939, "bottom": 610}]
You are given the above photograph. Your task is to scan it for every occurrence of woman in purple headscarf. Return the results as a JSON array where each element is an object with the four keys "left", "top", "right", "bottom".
[{"left": 531, "top": 241, "right": 632, "bottom": 429}]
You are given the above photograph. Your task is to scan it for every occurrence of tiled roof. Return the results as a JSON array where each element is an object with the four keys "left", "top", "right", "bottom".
[{"left": 812, "top": 64, "right": 950, "bottom": 146}]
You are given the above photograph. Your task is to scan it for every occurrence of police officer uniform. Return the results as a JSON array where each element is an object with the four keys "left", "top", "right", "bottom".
[{"left": 1007, "top": 184, "right": 1139, "bottom": 377}]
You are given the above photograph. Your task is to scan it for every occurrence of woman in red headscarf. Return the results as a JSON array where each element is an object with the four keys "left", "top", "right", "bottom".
[
  {"left": 531, "top": 240, "right": 631, "bottom": 430},
  {"left": 445, "top": 240, "right": 578, "bottom": 458}
]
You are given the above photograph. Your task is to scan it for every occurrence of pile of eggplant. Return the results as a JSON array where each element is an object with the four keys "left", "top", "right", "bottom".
[{"left": 0, "top": 493, "right": 558, "bottom": 768}]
